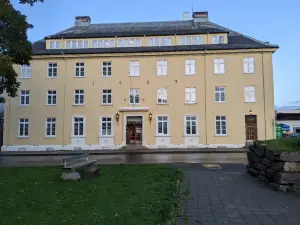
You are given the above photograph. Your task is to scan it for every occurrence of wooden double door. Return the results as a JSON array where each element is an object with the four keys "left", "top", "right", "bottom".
[
  {"left": 245, "top": 115, "right": 257, "bottom": 141},
  {"left": 126, "top": 117, "right": 142, "bottom": 145}
]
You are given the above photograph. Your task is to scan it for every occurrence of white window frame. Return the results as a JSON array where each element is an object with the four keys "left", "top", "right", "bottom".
[
  {"left": 214, "top": 86, "right": 226, "bottom": 103},
  {"left": 48, "top": 62, "right": 57, "bottom": 78},
  {"left": 129, "top": 88, "right": 140, "bottom": 105},
  {"left": 244, "top": 86, "right": 256, "bottom": 103},
  {"left": 47, "top": 90, "right": 57, "bottom": 105},
  {"left": 215, "top": 115, "right": 227, "bottom": 136},
  {"left": 179, "top": 36, "right": 204, "bottom": 45},
  {"left": 243, "top": 57, "right": 255, "bottom": 74},
  {"left": 74, "top": 89, "right": 84, "bottom": 105},
  {"left": 185, "top": 88, "right": 196, "bottom": 104},
  {"left": 45, "top": 117, "right": 56, "bottom": 137},
  {"left": 184, "top": 115, "right": 198, "bottom": 136},
  {"left": 75, "top": 62, "right": 85, "bottom": 77},
  {"left": 20, "top": 90, "right": 30, "bottom": 106},
  {"left": 21, "top": 65, "right": 31, "bottom": 78},
  {"left": 92, "top": 39, "right": 115, "bottom": 48},
  {"left": 129, "top": 61, "right": 140, "bottom": 77},
  {"left": 102, "top": 89, "right": 112, "bottom": 105},
  {"left": 148, "top": 37, "right": 172, "bottom": 46},
  {"left": 66, "top": 40, "right": 88, "bottom": 49},
  {"left": 18, "top": 118, "right": 29, "bottom": 138},
  {"left": 212, "top": 36, "right": 225, "bottom": 44},
  {"left": 214, "top": 58, "right": 225, "bottom": 74},
  {"left": 157, "top": 60, "right": 168, "bottom": 76},
  {"left": 49, "top": 41, "right": 60, "bottom": 49},
  {"left": 72, "top": 116, "right": 86, "bottom": 137},
  {"left": 156, "top": 116, "right": 169, "bottom": 136},
  {"left": 100, "top": 116, "right": 113, "bottom": 137},
  {"left": 102, "top": 61, "right": 112, "bottom": 77},
  {"left": 117, "top": 38, "right": 141, "bottom": 47},
  {"left": 157, "top": 88, "right": 168, "bottom": 104},
  {"left": 185, "top": 59, "right": 196, "bottom": 75}
]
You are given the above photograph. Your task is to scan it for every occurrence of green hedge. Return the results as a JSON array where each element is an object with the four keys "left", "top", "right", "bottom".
[{"left": 259, "top": 139, "right": 300, "bottom": 152}]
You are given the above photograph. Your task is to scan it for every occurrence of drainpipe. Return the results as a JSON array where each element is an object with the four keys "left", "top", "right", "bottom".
[
  {"left": 204, "top": 49, "right": 208, "bottom": 145},
  {"left": 261, "top": 49, "right": 267, "bottom": 140},
  {"left": 62, "top": 51, "right": 67, "bottom": 146}
]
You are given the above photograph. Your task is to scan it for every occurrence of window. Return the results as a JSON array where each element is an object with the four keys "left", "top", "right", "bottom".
[
  {"left": 20, "top": 90, "right": 30, "bottom": 106},
  {"left": 66, "top": 40, "right": 88, "bottom": 49},
  {"left": 72, "top": 117, "right": 85, "bottom": 136},
  {"left": 129, "top": 89, "right": 140, "bottom": 104},
  {"left": 129, "top": 61, "right": 140, "bottom": 77},
  {"left": 185, "top": 116, "right": 197, "bottom": 135},
  {"left": 102, "top": 62, "right": 112, "bottom": 77},
  {"left": 47, "top": 90, "right": 57, "bottom": 105},
  {"left": 48, "top": 63, "right": 57, "bottom": 78},
  {"left": 214, "top": 59, "right": 225, "bottom": 74},
  {"left": 117, "top": 39, "right": 141, "bottom": 47},
  {"left": 185, "top": 59, "right": 196, "bottom": 75},
  {"left": 216, "top": 116, "right": 227, "bottom": 136},
  {"left": 75, "top": 62, "right": 84, "bottom": 77},
  {"left": 45, "top": 118, "right": 56, "bottom": 137},
  {"left": 180, "top": 36, "right": 204, "bottom": 45},
  {"left": 157, "top": 88, "right": 168, "bottom": 104},
  {"left": 215, "top": 87, "right": 226, "bottom": 103},
  {"left": 244, "top": 86, "right": 256, "bottom": 103},
  {"left": 185, "top": 88, "right": 196, "bottom": 104},
  {"left": 212, "top": 36, "right": 225, "bottom": 44},
  {"left": 243, "top": 57, "right": 255, "bottom": 73},
  {"left": 49, "top": 41, "right": 60, "bottom": 49},
  {"left": 74, "top": 89, "right": 84, "bottom": 105},
  {"left": 157, "top": 60, "right": 168, "bottom": 76},
  {"left": 101, "top": 117, "right": 112, "bottom": 136},
  {"left": 21, "top": 65, "right": 31, "bottom": 78},
  {"left": 102, "top": 89, "right": 112, "bottom": 104},
  {"left": 157, "top": 116, "right": 168, "bottom": 135},
  {"left": 18, "top": 118, "right": 29, "bottom": 137},
  {"left": 148, "top": 37, "right": 172, "bottom": 46},
  {"left": 92, "top": 39, "right": 115, "bottom": 48}
]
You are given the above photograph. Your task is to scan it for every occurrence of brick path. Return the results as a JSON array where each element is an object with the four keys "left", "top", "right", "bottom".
[{"left": 178, "top": 164, "right": 300, "bottom": 225}]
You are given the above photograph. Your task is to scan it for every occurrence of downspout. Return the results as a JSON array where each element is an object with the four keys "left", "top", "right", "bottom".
[
  {"left": 62, "top": 51, "right": 67, "bottom": 146},
  {"left": 261, "top": 49, "right": 267, "bottom": 140},
  {"left": 204, "top": 49, "right": 208, "bottom": 145}
]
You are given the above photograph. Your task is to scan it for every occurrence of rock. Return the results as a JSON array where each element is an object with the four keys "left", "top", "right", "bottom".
[
  {"left": 253, "top": 144, "right": 266, "bottom": 157},
  {"left": 247, "top": 151, "right": 260, "bottom": 164},
  {"left": 271, "top": 161, "right": 300, "bottom": 172},
  {"left": 258, "top": 174, "right": 268, "bottom": 184},
  {"left": 271, "top": 162, "right": 285, "bottom": 171},
  {"left": 246, "top": 164, "right": 260, "bottom": 177},
  {"left": 84, "top": 164, "right": 99, "bottom": 173},
  {"left": 265, "top": 150, "right": 275, "bottom": 160},
  {"left": 274, "top": 151, "right": 300, "bottom": 162},
  {"left": 262, "top": 157, "right": 271, "bottom": 167},
  {"left": 61, "top": 171, "right": 81, "bottom": 181},
  {"left": 253, "top": 163, "right": 266, "bottom": 171},
  {"left": 266, "top": 169, "right": 300, "bottom": 185},
  {"left": 268, "top": 182, "right": 293, "bottom": 192}
]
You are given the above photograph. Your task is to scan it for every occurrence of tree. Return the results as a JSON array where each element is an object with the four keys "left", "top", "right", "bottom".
[{"left": 0, "top": 0, "right": 43, "bottom": 103}]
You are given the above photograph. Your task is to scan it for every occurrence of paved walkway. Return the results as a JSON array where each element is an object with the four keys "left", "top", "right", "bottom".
[{"left": 178, "top": 164, "right": 300, "bottom": 225}]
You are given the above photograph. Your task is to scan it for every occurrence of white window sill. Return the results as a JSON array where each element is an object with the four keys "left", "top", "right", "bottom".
[
  {"left": 47, "top": 76, "right": 57, "bottom": 79},
  {"left": 101, "top": 104, "right": 113, "bottom": 106},
  {"left": 71, "top": 135, "right": 86, "bottom": 138},
  {"left": 129, "top": 75, "right": 140, "bottom": 77},
  {"left": 243, "top": 72, "right": 255, "bottom": 75},
  {"left": 157, "top": 103, "right": 168, "bottom": 105},
  {"left": 73, "top": 104, "right": 85, "bottom": 106},
  {"left": 47, "top": 104, "right": 57, "bottom": 106},
  {"left": 45, "top": 136, "right": 57, "bottom": 138},
  {"left": 17, "top": 136, "right": 29, "bottom": 139},
  {"left": 215, "top": 134, "right": 228, "bottom": 137},
  {"left": 155, "top": 135, "right": 171, "bottom": 137},
  {"left": 185, "top": 102, "right": 197, "bottom": 105},
  {"left": 215, "top": 101, "right": 226, "bottom": 104},
  {"left": 214, "top": 73, "right": 225, "bottom": 75},
  {"left": 73, "top": 76, "right": 86, "bottom": 78},
  {"left": 99, "top": 135, "right": 114, "bottom": 138},
  {"left": 184, "top": 134, "right": 200, "bottom": 137},
  {"left": 20, "top": 77, "right": 31, "bottom": 79},
  {"left": 157, "top": 75, "right": 168, "bottom": 77},
  {"left": 129, "top": 103, "right": 140, "bottom": 106},
  {"left": 244, "top": 101, "right": 256, "bottom": 103},
  {"left": 101, "top": 75, "right": 112, "bottom": 78},
  {"left": 20, "top": 105, "right": 30, "bottom": 107},
  {"left": 185, "top": 74, "right": 196, "bottom": 76}
]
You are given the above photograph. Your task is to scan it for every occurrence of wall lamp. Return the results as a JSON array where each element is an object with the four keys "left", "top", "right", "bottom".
[
  {"left": 115, "top": 113, "right": 120, "bottom": 122},
  {"left": 149, "top": 112, "right": 153, "bottom": 122}
]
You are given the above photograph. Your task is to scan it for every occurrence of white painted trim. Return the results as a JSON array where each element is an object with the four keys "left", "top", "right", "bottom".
[
  {"left": 122, "top": 114, "right": 145, "bottom": 146},
  {"left": 119, "top": 106, "right": 149, "bottom": 112},
  {"left": 46, "top": 89, "right": 57, "bottom": 106},
  {"left": 1, "top": 143, "right": 245, "bottom": 151},
  {"left": 101, "top": 61, "right": 112, "bottom": 77},
  {"left": 18, "top": 118, "right": 29, "bottom": 138},
  {"left": 215, "top": 115, "right": 227, "bottom": 136},
  {"left": 101, "top": 89, "right": 112, "bottom": 105},
  {"left": 74, "top": 61, "right": 85, "bottom": 77},
  {"left": 99, "top": 116, "right": 114, "bottom": 137},
  {"left": 47, "top": 62, "right": 58, "bottom": 78},
  {"left": 20, "top": 90, "right": 30, "bottom": 106},
  {"left": 156, "top": 115, "right": 170, "bottom": 136},
  {"left": 73, "top": 89, "right": 85, "bottom": 105},
  {"left": 184, "top": 114, "right": 199, "bottom": 136},
  {"left": 45, "top": 117, "right": 56, "bottom": 138},
  {"left": 72, "top": 116, "right": 86, "bottom": 137}
]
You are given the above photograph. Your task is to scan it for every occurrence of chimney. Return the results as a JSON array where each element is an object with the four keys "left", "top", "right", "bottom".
[
  {"left": 193, "top": 11, "right": 208, "bottom": 22},
  {"left": 182, "top": 12, "right": 190, "bottom": 21},
  {"left": 75, "top": 16, "right": 91, "bottom": 26}
]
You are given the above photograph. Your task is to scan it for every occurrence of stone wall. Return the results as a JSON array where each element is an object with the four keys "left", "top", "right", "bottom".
[{"left": 247, "top": 142, "right": 300, "bottom": 192}]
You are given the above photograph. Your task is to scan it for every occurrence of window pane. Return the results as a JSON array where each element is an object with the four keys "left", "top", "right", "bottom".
[
  {"left": 163, "top": 122, "right": 168, "bottom": 134},
  {"left": 158, "top": 122, "right": 162, "bottom": 133}
]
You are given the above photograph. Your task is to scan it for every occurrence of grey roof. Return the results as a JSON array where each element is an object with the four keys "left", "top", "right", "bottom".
[{"left": 33, "top": 20, "right": 278, "bottom": 55}]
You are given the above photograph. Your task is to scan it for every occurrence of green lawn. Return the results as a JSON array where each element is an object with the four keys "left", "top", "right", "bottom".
[
  {"left": 261, "top": 139, "right": 300, "bottom": 152},
  {"left": 0, "top": 165, "right": 183, "bottom": 225}
]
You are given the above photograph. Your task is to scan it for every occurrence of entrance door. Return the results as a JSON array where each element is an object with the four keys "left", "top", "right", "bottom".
[
  {"left": 126, "top": 117, "right": 142, "bottom": 145},
  {"left": 245, "top": 115, "right": 257, "bottom": 141}
]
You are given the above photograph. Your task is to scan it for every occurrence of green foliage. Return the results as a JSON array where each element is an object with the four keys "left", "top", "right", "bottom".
[
  {"left": 0, "top": 165, "right": 183, "bottom": 225},
  {"left": 262, "top": 139, "right": 300, "bottom": 152},
  {"left": 0, "top": 0, "right": 43, "bottom": 102}
]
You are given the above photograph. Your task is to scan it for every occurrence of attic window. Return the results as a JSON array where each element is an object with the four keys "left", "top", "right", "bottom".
[
  {"left": 49, "top": 41, "right": 60, "bottom": 49},
  {"left": 66, "top": 40, "right": 88, "bottom": 49},
  {"left": 212, "top": 36, "right": 225, "bottom": 44}
]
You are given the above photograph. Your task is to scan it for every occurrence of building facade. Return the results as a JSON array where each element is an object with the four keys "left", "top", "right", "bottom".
[
  {"left": 276, "top": 109, "right": 300, "bottom": 135},
  {"left": 2, "top": 12, "right": 278, "bottom": 151}
]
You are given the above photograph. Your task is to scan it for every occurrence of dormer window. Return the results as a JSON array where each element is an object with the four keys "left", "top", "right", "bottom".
[
  {"left": 49, "top": 41, "right": 60, "bottom": 49},
  {"left": 212, "top": 35, "right": 225, "bottom": 44},
  {"left": 66, "top": 40, "right": 88, "bottom": 49}
]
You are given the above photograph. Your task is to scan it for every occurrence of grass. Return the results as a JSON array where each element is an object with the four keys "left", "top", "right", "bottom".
[
  {"left": 0, "top": 165, "right": 183, "bottom": 225},
  {"left": 261, "top": 139, "right": 300, "bottom": 152}
]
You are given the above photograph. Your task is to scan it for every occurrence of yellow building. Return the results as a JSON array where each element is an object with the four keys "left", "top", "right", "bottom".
[{"left": 2, "top": 12, "right": 278, "bottom": 151}]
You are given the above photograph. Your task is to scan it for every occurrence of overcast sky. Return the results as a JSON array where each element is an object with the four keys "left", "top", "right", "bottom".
[{"left": 11, "top": 0, "right": 300, "bottom": 106}]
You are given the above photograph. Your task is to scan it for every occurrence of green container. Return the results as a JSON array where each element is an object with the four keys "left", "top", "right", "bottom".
[{"left": 276, "top": 124, "right": 282, "bottom": 140}]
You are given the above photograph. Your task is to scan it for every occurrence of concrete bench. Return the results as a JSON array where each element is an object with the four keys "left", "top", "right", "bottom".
[{"left": 61, "top": 153, "right": 98, "bottom": 181}]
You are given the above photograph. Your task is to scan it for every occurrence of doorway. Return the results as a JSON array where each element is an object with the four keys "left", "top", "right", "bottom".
[
  {"left": 245, "top": 115, "right": 257, "bottom": 141},
  {"left": 126, "top": 116, "right": 142, "bottom": 145}
]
